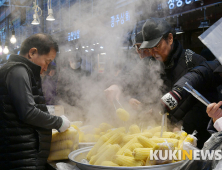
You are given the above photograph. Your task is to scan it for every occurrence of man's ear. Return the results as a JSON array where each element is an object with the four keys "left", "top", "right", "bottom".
[
  {"left": 168, "top": 33, "right": 174, "bottom": 46},
  {"left": 28, "top": 48, "right": 38, "bottom": 59}
]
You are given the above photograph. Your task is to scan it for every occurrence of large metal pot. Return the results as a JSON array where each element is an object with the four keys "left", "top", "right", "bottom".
[{"left": 69, "top": 146, "right": 184, "bottom": 170}]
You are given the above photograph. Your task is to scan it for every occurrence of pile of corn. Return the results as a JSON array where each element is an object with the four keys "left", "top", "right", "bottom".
[
  {"left": 72, "top": 122, "right": 113, "bottom": 143},
  {"left": 86, "top": 125, "right": 193, "bottom": 167},
  {"left": 48, "top": 127, "right": 79, "bottom": 161}
]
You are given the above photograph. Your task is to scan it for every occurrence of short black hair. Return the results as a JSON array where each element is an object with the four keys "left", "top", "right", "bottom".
[
  {"left": 20, "top": 33, "right": 59, "bottom": 56},
  {"left": 162, "top": 28, "right": 176, "bottom": 41}
]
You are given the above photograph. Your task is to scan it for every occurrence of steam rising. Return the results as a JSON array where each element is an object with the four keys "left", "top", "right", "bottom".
[{"left": 43, "top": 0, "right": 172, "bottom": 129}]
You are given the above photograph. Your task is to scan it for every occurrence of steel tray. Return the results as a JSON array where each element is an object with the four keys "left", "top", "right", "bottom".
[{"left": 69, "top": 146, "right": 184, "bottom": 170}]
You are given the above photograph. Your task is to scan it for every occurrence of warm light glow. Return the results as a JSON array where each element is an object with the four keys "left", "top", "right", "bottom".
[
  {"left": 3, "top": 46, "right": 9, "bottom": 54},
  {"left": 0, "top": 46, "right": 2, "bottom": 53},
  {"left": 10, "top": 35, "right": 17, "bottom": 44}
]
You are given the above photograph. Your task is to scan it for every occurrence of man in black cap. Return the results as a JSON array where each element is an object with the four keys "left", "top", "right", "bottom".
[{"left": 140, "top": 18, "right": 219, "bottom": 148}]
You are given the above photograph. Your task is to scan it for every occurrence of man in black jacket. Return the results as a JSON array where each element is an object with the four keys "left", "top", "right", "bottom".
[
  {"left": 0, "top": 33, "right": 71, "bottom": 170},
  {"left": 139, "top": 18, "right": 217, "bottom": 148}
]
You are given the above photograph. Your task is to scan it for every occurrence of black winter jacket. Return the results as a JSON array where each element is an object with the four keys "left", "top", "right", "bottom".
[{"left": 0, "top": 55, "right": 62, "bottom": 170}]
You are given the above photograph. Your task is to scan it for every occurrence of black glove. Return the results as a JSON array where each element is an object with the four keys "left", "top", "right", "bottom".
[{"left": 161, "top": 91, "right": 182, "bottom": 112}]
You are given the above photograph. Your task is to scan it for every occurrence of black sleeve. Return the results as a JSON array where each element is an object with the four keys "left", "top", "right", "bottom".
[
  {"left": 173, "top": 60, "right": 222, "bottom": 99},
  {"left": 6, "top": 66, "right": 63, "bottom": 130}
]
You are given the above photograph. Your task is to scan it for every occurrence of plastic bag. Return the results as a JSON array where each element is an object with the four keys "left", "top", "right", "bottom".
[
  {"left": 56, "top": 162, "right": 80, "bottom": 170},
  {"left": 146, "top": 140, "right": 175, "bottom": 165},
  {"left": 48, "top": 127, "right": 79, "bottom": 161},
  {"left": 184, "top": 130, "right": 198, "bottom": 147}
]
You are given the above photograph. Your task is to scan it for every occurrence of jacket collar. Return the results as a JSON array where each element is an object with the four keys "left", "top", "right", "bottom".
[
  {"left": 164, "top": 39, "right": 183, "bottom": 70},
  {"left": 8, "top": 54, "right": 41, "bottom": 77}
]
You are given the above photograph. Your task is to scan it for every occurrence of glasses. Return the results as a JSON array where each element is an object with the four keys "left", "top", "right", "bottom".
[{"left": 147, "top": 38, "right": 163, "bottom": 52}]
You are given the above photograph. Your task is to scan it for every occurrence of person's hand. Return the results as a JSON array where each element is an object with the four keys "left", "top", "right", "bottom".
[
  {"left": 104, "top": 85, "right": 121, "bottom": 102},
  {"left": 161, "top": 91, "right": 182, "bottom": 113},
  {"left": 129, "top": 98, "right": 141, "bottom": 110},
  {"left": 206, "top": 101, "right": 222, "bottom": 122},
  {"left": 59, "top": 115, "right": 70, "bottom": 132}
]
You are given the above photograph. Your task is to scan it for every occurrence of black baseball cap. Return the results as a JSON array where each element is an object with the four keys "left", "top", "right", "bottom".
[
  {"left": 132, "top": 31, "right": 143, "bottom": 46},
  {"left": 140, "top": 18, "right": 172, "bottom": 49}
]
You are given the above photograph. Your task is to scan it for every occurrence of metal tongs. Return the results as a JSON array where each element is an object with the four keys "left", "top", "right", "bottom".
[{"left": 183, "top": 82, "right": 211, "bottom": 106}]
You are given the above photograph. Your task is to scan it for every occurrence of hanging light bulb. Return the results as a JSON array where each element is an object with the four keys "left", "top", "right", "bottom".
[
  {"left": 46, "top": 9, "right": 55, "bottom": 21},
  {"left": 3, "top": 46, "right": 9, "bottom": 54},
  {"left": 31, "top": 0, "right": 42, "bottom": 25},
  {"left": 10, "top": 30, "right": 16, "bottom": 44},
  {"left": 46, "top": 0, "right": 55, "bottom": 21},
  {"left": 31, "top": 13, "right": 40, "bottom": 25}
]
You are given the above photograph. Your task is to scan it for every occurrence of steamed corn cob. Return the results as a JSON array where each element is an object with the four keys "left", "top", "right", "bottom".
[
  {"left": 98, "top": 132, "right": 124, "bottom": 153},
  {"left": 123, "top": 132, "right": 153, "bottom": 144},
  {"left": 116, "top": 137, "right": 138, "bottom": 155},
  {"left": 94, "top": 144, "right": 120, "bottom": 165},
  {"left": 132, "top": 148, "right": 152, "bottom": 161},
  {"left": 89, "top": 144, "right": 111, "bottom": 164},
  {"left": 48, "top": 149, "right": 70, "bottom": 161},
  {"left": 138, "top": 136, "right": 158, "bottom": 149},
  {"left": 50, "top": 140, "right": 73, "bottom": 152},
  {"left": 51, "top": 127, "right": 77, "bottom": 142},
  {"left": 124, "top": 149, "right": 133, "bottom": 157},
  {"left": 116, "top": 108, "right": 130, "bottom": 121},
  {"left": 87, "top": 135, "right": 109, "bottom": 160},
  {"left": 143, "top": 126, "right": 161, "bottom": 135},
  {"left": 184, "top": 135, "right": 194, "bottom": 143},
  {"left": 154, "top": 132, "right": 176, "bottom": 138},
  {"left": 94, "top": 128, "right": 102, "bottom": 135},
  {"left": 150, "top": 138, "right": 179, "bottom": 147},
  {"left": 99, "top": 123, "right": 113, "bottom": 132},
  {"left": 180, "top": 132, "right": 187, "bottom": 140},
  {"left": 113, "top": 155, "right": 145, "bottom": 166},
  {"left": 101, "top": 161, "right": 119, "bottom": 166},
  {"left": 128, "top": 124, "right": 141, "bottom": 134},
  {"left": 104, "top": 127, "right": 126, "bottom": 139},
  {"left": 94, "top": 135, "right": 100, "bottom": 142},
  {"left": 129, "top": 143, "right": 144, "bottom": 151}
]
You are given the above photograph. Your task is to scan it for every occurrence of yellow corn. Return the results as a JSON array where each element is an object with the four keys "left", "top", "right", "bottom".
[
  {"left": 116, "top": 108, "right": 130, "bottom": 121},
  {"left": 143, "top": 126, "right": 161, "bottom": 135},
  {"left": 184, "top": 135, "right": 194, "bottom": 143},
  {"left": 116, "top": 137, "right": 138, "bottom": 155},
  {"left": 94, "top": 144, "right": 120, "bottom": 165},
  {"left": 129, "top": 143, "right": 144, "bottom": 151},
  {"left": 48, "top": 149, "right": 70, "bottom": 161},
  {"left": 128, "top": 124, "right": 141, "bottom": 134},
  {"left": 124, "top": 149, "right": 133, "bottom": 157},
  {"left": 79, "top": 131, "right": 84, "bottom": 142},
  {"left": 94, "top": 128, "right": 101, "bottom": 135},
  {"left": 178, "top": 140, "right": 184, "bottom": 150},
  {"left": 99, "top": 123, "right": 113, "bottom": 132},
  {"left": 150, "top": 138, "right": 179, "bottom": 148},
  {"left": 101, "top": 161, "right": 119, "bottom": 166},
  {"left": 180, "top": 132, "right": 187, "bottom": 140},
  {"left": 123, "top": 132, "right": 153, "bottom": 144},
  {"left": 51, "top": 127, "right": 78, "bottom": 142},
  {"left": 132, "top": 148, "right": 152, "bottom": 161},
  {"left": 84, "top": 134, "right": 95, "bottom": 142},
  {"left": 86, "top": 135, "right": 109, "bottom": 160},
  {"left": 138, "top": 136, "right": 158, "bottom": 149},
  {"left": 94, "top": 135, "right": 100, "bottom": 142},
  {"left": 89, "top": 144, "right": 111, "bottom": 164},
  {"left": 113, "top": 155, "right": 145, "bottom": 166},
  {"left": 104, "top": 127, "right": 126, "bottom": 139},
  {"left": 50, "top": 140, "right": 73, "bottom": 152},
  {"left": 154, "top": 132, "right": 176, "bottom": 138},
  {"left": 98, "top": 132, "right": 124, "bottom": 153}
]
